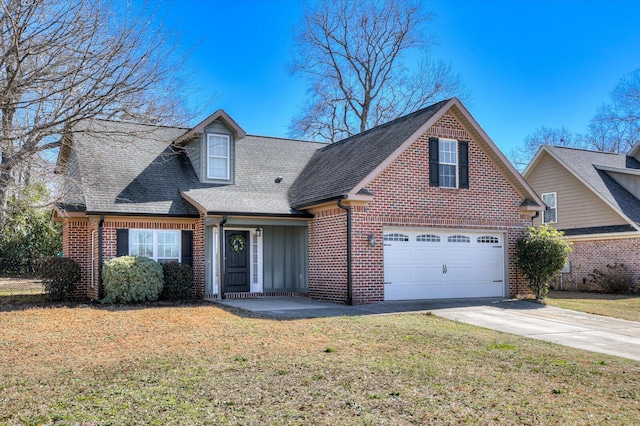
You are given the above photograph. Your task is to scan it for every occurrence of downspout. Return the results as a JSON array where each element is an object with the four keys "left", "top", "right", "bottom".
[
  {"left": 337, "top": 198, "right": 353, "bottom": 305},
  {"left": 219, "top": 215, "right": 227, "bottom": 299},
  {"left": 97, "top": 214, "right": 105, "bottom": 300}
]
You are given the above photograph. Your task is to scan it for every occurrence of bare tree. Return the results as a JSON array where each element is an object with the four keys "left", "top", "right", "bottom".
[
  {"left": 584, "top": 70, "right": 640, "bottom": 153},
  {"left": 509, "top": 126, "right": 586, "bottom": 171},
  {"left": 514, "top": 69, "right": 640, "bottom": 170},
  {"left": 0, "top": 0, "right": 188, "bottom": 227},
  {"left": 289, "top": 0, "right": 466, "bottom": 142}
]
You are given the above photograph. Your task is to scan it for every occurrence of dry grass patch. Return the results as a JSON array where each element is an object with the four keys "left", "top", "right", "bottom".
[
  {"left": 547, "top": 290, "right": 640, "bottom": 322},
  {"left": 1, "top": 302, "right": 639, "bottom": 425},
  {"left": 0, "top": 276, "right": 45, "bottom": 296}
]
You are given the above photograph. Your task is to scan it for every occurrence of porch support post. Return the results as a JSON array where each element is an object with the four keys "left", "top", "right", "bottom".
[{"left": 219, "top": 216, "right": 227, "bottom": 298}]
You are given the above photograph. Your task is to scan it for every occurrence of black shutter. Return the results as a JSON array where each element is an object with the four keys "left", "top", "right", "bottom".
[
  {"left": 116, "top": 229, "right": 129, "bottom": 257},
  {"left": 459, "top": 141, "right": 469, "bottom": 189},
  {"left": 429, "top": 137, "right": 439, "bottom": 187},
  {"left": 181, "top": 230, "right": 193, "bottom": 266}
]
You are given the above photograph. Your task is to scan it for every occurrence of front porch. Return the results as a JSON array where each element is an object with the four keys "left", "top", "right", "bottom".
[{"left": 203, "top": 217, "right": 310, "bottom": 300}]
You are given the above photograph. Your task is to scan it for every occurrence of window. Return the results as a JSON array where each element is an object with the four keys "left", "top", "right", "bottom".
[
  {"left": 542, "top": 192, "right": 557, "bottom": 223},
  {"left": 447, "top": 235, "right": 470, "bottom": 243},
  {"left": 416, "top": 234, "right": 441, "bottom": 243},
  {"left": 383, "top": 233, "right": 409, "bottom": 242},
  {"left": 438, "top": 138, "right": 458, "bottom": 188},
  {"left": 207, "top": 134, "right": 230, "bottom": 180},
  {"left": 477, "top": 236, "right": 499, "bottom": 244},
  {"left": 129, "top": 230, "right": 180, "bottom": 263}
]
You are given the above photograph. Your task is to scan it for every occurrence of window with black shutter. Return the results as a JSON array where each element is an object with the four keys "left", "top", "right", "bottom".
[{"left": 428, "top": 137, "right": 470, "bottom": 189}]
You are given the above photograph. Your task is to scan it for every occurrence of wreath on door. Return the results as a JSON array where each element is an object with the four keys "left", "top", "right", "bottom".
[{"left": 230, "top": 234, "right": 247, "bottom": 253}]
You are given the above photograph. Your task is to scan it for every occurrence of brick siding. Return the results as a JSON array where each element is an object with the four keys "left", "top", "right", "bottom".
[
  {"left": 308, "top": 112, "right": 532, "bottom": 304},
  {"left": 560, "top": 237, "right": 640, "bottom": 289},
  {"left": 62, "top": 216, "right": 204, "bottom": 300}
]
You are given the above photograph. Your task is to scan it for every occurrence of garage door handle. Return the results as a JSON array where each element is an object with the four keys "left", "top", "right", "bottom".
[{"left": 442, "top": 264, "right": 447, "bottom": 274}]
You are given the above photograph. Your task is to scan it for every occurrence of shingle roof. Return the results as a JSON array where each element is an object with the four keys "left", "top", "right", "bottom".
[
  {"left": 63, "top": 120, "right": 324, "bottom": 216},
  {"left": 544, "top": 146, "right": 640, "bottom": 227},
  {"left": 181, "top": 135, "right": 324, "bottom": 215},
  {"left": 288, "top": 100, "right": 450, "bottom": 208},
  {"left": 67, "top": 120, "right": 201, "bottom": 216}
]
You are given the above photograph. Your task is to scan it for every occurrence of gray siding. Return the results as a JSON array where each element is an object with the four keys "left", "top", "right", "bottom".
[
  {"left": 262, "top": 225, "right": 308, "bottom": 292},
  {"left": 202, "top": 120, "right": 235, "bottom": 185},
  {"left": 609, "top": 171, "right": 640, "bottom": 200}
]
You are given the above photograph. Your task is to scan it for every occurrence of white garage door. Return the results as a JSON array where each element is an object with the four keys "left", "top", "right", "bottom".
[{"left": 383, "top": 228, "right": 505, "bottom": 300}]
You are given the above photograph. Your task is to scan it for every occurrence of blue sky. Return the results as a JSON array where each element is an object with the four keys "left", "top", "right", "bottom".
[{"left": 161, "top": 0, "right": 640, "bottom": 154}]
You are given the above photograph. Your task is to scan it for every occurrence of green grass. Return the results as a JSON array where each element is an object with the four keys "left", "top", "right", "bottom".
[
  {"left": 547, "top": 290, "right": 640, "bottom": 322},
  {"left": 0, "top": 303, "right": 639, "bottom": 424}
]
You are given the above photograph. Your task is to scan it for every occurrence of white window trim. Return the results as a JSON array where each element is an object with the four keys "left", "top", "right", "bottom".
[
  {"left": 439, "top": 138, "right": 458, "bottom": 189},
  {"left": 129, "top": 229, "right": 181, "bottom": 263},
  {"left": 541, "top": 192, "right": 557, "bottom": 224},
  {"left": 207, "top": 133, "right": 230, "bottom": 180},
  {"left": 224, "top": 227, "right": 263, "bottom": 293}
]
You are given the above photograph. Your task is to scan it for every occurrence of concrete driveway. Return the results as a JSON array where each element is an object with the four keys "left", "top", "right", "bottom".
[{"left": 216, "top": 297, "right": 640, "bottom": 362}]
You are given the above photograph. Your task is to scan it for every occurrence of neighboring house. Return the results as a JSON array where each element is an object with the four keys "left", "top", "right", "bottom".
[
  {"left": 54, "top": 98, "right": 543, "bottom": 304},
  {"left": 523, "top": 145, "right": 640, "bottom": 287}
]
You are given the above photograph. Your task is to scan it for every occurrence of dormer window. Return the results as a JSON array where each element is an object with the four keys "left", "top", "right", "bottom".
[{"left": 207, "top": 134, "right": 230, "bottom": 180}]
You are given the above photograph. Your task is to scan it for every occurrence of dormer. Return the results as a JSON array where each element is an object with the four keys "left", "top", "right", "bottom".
[{"left": 174, "top": 109, "right": 246, "bottom": 184}]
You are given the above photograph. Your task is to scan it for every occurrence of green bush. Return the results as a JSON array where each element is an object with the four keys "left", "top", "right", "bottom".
[
  {"left": 586, "top": 262, "right": 634, "bottom": 294},
  {"left": 0, "top": 183, "right": 61, "bottom": 275},
  {"left": 161, "top": 262, "right": 194, "bottom": 301},
  {"left": 38, "top": 257, "right": 81, "bottom": 301},
  {"left": 516, "top": 225, "right": 572, "bottom": 300},
  {"left": 102, "top": 256, "right": 164, "bottom": 304}
]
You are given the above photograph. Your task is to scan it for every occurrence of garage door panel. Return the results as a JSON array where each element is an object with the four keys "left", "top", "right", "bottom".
[{"left": 384, "top": 228, "right": 505, "bottom": 300}]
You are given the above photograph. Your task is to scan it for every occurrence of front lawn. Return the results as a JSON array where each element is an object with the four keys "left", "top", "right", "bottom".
[
  {"left": 1, "top": 303, "right": 639, "bottom": 424},
  {"left": 547, "top": 290, "right": 640, "bottom": 322}
]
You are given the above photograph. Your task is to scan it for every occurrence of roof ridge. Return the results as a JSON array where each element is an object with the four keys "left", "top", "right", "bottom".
[
  {"left": 245, "top": 134, "right": 327, "bottom": 145},
  {"left": 85, "top": 117, "right": 190, "bottom": 130},
  {"left": 320, "top": 98, "right": 451, "bottom": 151},
  {"left": 547, "top": 145, "right": 625, "bottom": 156}
]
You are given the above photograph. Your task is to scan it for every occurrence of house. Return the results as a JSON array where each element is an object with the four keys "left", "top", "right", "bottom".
[
  {"left": 524, "top": 145, "right": 640, "bottom": 287},
  {"left": 54, "top": 98, "right": 543, "bottom": 304}
]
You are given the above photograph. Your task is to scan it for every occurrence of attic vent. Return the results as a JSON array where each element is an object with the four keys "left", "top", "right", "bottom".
[{"left": 275, "top": 176, "right": 283, "bottom": 183}]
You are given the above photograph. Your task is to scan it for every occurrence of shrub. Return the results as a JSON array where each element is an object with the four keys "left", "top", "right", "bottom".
[
  {"left": 102, "top": 256, "right": 164, "bottom": 304},
  {"left": 161, "top": 262, "right": 194, "bottom": 301},
  {"left": 0, "top": 183, "right": 62, "bottom": 275},
  {"left": 515, "top": 225, "right": 572, "bottom": 300},
  {"left": 586, "top": 262, "right": 634, "bottom": 294},
  {"left": 38, "top": 257, "right": 81, "bottom": 301}
]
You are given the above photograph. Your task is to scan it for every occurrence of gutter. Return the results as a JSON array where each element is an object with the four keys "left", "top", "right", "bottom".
[
  {"left": 219, "top": 215, "right": 227, "bottom": 299},
  {"left": 98, "top": 214, "right": 105, "bottom": 300},
  {"left": 337, "top": 198, "right": 353, "bottom": 305}
]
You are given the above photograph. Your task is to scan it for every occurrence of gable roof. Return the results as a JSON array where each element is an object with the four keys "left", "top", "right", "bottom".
[
  {"left": 174, "top": 109, "right": 246, "bottom": 145},
  {"left": 289, "top": 98, "right": 543, "bottom": 209},
  {"left": 59, "top": 119, "right": 324, "bottom": 216},
  {"left": 524, "top": 146, "right": 640, "bottom": 230}
]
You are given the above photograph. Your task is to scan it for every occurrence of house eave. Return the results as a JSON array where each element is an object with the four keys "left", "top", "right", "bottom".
[
  {"left": 564, "top": 231, "right": 640, "bottom": 242},
  {"left": 85, "top": 210, "right": 201, "bottom": 218},
  {"left": 205, "top": 211, "right": 313, "bottom": 219}
]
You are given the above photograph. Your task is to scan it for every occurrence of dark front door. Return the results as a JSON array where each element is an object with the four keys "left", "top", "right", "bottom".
[{"left": 225, "top": 230, "right": 250, "bottom": 293}]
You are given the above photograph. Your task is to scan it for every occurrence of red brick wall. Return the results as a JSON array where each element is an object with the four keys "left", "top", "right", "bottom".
[
  {"left": 61, "top": 218, "right": 91, "bottom": 300},
  {"left": 308, "top": 207, "right": 348, "bottom": 302},
  {"left": 62, "top": 216, "right": 205, "bottom": 300},
  {"left": 308, "top": 112, "right": 532, "bottom": 304},
  {"left": 560, "top": 237, "right": 640, "bottom": 289}
]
